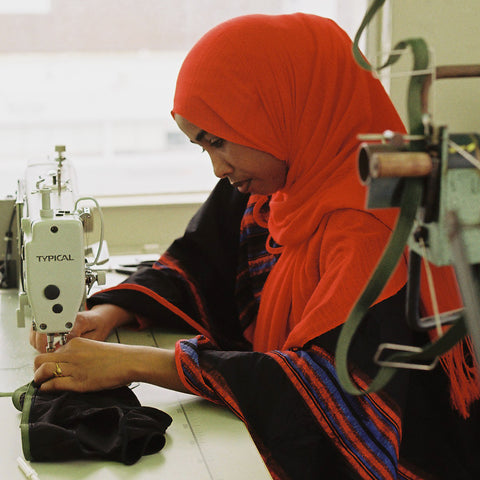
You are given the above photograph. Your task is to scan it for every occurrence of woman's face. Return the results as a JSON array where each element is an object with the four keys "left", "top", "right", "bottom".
[{"left": 175, "top": 114, "right": 287, "bottom": 195}]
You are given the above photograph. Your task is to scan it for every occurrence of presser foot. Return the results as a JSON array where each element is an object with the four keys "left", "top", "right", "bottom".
[{"left": 46, "top": 333, "right": 68, "bottom": 352}]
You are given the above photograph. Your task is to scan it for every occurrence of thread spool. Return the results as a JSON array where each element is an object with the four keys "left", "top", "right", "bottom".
[
  {"left": 358, "top": 144, "right": 432, "bottom": 184},
  {"left": 369, "top": 152, "right": 433, "bottom": 178}
]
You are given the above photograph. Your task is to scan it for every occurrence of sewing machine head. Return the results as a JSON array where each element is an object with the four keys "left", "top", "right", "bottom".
[{"left": 16, "top": 146, "right": 105, "bottom": 352}]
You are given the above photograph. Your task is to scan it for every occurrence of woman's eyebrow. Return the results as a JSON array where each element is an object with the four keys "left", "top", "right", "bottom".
[{"left": 195, "top": 129, "right": 207, "bottom": 142}]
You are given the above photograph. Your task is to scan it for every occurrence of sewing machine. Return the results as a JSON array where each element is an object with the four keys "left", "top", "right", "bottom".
[
  {"left": 336, "top": 0, "right": 480, "bottom": 395},
  {"left": 16, "top": 146, "right": 106, "bottom": 352}
]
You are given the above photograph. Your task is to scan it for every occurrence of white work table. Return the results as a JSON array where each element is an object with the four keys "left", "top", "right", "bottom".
[{"left": 0, "top": 274, "right": 272, "bottom": 479}]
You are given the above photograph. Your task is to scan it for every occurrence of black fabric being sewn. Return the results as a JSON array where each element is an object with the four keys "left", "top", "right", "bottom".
[{"left": 13, "top": 382, "right": 172, "bottom": 465}]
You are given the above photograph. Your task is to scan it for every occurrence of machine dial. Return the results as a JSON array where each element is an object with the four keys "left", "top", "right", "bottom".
[{"left": 44, "top": 284, "right": 60, "bottom": 300}]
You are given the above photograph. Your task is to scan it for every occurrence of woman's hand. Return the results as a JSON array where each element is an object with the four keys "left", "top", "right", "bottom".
[
  {"left": 34, "top": 337, "right": 135, "bottom": 392},
  {"left": 30, "top": 304, "right": 135, "bottom": 353},
  {"left": 33, "top": 337, "right": 189, "bottom": 394}
]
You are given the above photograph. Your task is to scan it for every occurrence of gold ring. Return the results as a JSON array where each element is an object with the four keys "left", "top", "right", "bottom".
[{"left": 53, "top": 362, "right": 63, "bottom": 377}]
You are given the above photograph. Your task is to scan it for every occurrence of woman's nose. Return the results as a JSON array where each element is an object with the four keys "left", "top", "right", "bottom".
[{"left": 210, "top": 153, "right": 233, "bottom": 179}]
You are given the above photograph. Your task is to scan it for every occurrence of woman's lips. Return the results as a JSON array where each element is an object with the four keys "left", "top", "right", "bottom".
[{"left": 231, "top": 179, "right": 251, "bottom": 193}]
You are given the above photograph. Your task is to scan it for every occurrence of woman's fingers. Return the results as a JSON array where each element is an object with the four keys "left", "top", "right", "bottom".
[
  {"left": 29, "top": 305, "right": 134, "bottom": 354},
  {"left": 33, "top": 338, "right": 134, "bottom": 392},
  {"left": 34, "top": 363, "right": 80, "bottom": 392},
  {"left": 29, "top": 326, "right": 49, "bottom": 352},
  {"left": 33, "top": 359, "right": 66, "bottom": 383}
]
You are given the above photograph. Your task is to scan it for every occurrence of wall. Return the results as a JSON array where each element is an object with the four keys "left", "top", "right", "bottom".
[
  {"left": 0, "top": 199, "right": 201, "bottom": 289},
  {"left": 93, "top": 202, "right": 201, "bottom": 256},
  {"left": 386, "top": 0, "right": 480, "bottom": 133},
  {"left": 9, "top": 2, "right": 478, "bottom": 260}
]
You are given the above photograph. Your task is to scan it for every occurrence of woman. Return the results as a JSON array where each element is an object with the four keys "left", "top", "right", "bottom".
[{"left": 33, "top": 14, "right": 479, "bottom": 479}]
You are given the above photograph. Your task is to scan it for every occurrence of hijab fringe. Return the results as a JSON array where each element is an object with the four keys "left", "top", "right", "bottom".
[{"left": 436, "top": 333, "right": 480, "bottom": 419}]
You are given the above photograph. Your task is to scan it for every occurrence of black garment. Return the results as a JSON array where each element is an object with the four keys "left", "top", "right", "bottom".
[
  {"left": 88, "top": 178, "right": 250, "bottom": 350},
  {"left": 88, "top": 179, "right": 480, "bottom": 479},
  {"left": 13, "top": 382, "right": 172, "bottom": 465}
]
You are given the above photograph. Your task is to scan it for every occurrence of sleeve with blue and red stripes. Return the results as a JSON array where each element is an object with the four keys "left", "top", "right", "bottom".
[{"left": 174, "top": 332, "right": 418, "bottom": 480}]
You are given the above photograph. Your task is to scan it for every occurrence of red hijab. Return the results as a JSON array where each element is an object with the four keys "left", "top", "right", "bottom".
[
  {"left": 172, "top": 14, "right": 409, "bottom": 350},
  {"left": 172, "top": 14, "right": 479, "bottom": 415}
]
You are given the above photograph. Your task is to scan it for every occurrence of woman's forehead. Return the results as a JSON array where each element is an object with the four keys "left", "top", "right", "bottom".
[{"left": 174, "top": 114, "right": 202, "bottom": 140}]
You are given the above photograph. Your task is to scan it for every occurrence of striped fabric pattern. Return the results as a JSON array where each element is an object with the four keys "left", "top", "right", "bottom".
[
  {"left": 235, "top": 197, "right": 278, "bottom": 332},
  {"left": 87, "top": 177, "right": 479, "bottom": 478},
  {"left": 152, "top": 254, "right": 211, "bottom": 332},
  {"left": 175, "top": 336, "right": 422, "bottom": 480},
  {"left": 175, "top": 336, "right": 246, "bottom": 421},
  {"left": 268, "top": 348, "right": 402, "bottom": 480},
  {"left": 156, "top": 195, "right": 423, "bottom": 479}
]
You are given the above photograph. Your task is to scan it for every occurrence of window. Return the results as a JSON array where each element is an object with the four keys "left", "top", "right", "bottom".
[{"left": 0, "top": 0, "right": 366, "bottom": 201}]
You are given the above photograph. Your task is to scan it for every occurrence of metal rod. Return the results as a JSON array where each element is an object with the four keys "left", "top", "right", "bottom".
[
  {"left": 46, "top": 333, "right": 56, "bottom": 353},
  {"left": 422, "top": 64, "right": 480, "bottom": 113},
  {"left": 448, "top": 139, "right": 480, "bottom": 171}
]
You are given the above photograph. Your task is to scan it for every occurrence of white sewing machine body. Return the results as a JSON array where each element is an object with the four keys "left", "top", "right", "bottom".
[{"left": 16, "top": 147, "right": 104, "bottom": 351}]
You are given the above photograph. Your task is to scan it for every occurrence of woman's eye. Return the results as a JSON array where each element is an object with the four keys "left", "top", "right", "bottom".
[
  {"left": 197, "top": 137, "right": 224, "bottom": 152},
  {"left": 209, "top": 138, "right": 224, "bottom": 148}
]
